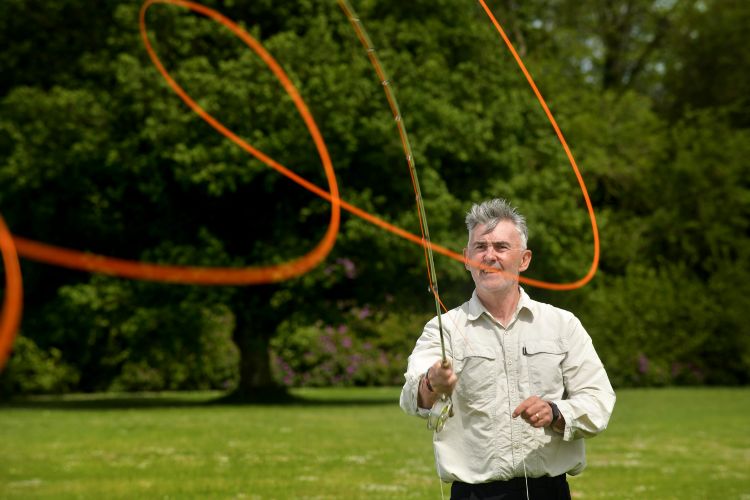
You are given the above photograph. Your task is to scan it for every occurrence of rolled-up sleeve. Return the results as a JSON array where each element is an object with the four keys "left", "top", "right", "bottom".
[
  {"left": 556, "top": 318, "right": 616, "bottom": 441},
  {"left": 399, "top": 316, "right": 446, "bottom": 417}
]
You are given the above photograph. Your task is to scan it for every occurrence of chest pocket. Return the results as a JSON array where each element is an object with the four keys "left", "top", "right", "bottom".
[
  {"left": 523, "top": 339, "right": 567, "bottom": 398},
  {"left": 453, "top": 342, "right": 497, "bottom": 405}
]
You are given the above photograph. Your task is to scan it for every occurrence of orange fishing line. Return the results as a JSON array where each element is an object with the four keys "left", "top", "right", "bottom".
[
  {"left": 0, "top": 216, "right": 22, "bottom": 372},
  {"left": 12, "top": 1, "right": 597, "bottom": 290},
  {"left": 14, "top": 0, "right": 462, "bottom": 285},
  {"left": 15, "top": 0, "right": 343, "bottom": 286},
  {"left": 477, "top": 0, "right": 600, "bottom": 291},
  {"left": 2, "top": 1, "right": 601, "bottom": 368}
]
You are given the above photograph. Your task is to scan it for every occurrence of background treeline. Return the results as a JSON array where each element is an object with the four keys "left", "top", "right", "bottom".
[{"left": 0, "top": 0, "right": 748, "bottom": 397}]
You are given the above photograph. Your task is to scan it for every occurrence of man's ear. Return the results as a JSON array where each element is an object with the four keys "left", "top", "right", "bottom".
[
  {"left": 519, "top": 249, "right": 532, "bottom": 272},
  {"left": 463, "top": 247, "right": 470, "bottom": 271}
]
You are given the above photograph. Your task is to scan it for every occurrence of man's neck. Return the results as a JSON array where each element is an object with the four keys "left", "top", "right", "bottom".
[{"left": 476, "top": 285, "right": 521, "bottom": 327}]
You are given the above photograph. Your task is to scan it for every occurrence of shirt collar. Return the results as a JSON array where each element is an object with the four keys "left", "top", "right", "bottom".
[{"left": 467, "top": 287, "right": 535, "bottom": 322}]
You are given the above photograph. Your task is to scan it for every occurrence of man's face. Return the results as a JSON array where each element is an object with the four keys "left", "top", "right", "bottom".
[{"left": 463, "top": 220, "right": 532, "bottom": 295}]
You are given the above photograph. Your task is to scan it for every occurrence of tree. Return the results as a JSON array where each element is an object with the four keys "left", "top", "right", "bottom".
[
  {"left": 662, "top": 0, "right": 750, "bottom": 126},
  {"left": 2, "top": 0, "right": 748, "bottom": 394}
]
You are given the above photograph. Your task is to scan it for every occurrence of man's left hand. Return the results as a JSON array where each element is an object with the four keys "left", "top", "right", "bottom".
[{"left": 512, "top": 396, "right": 552, "bottom": 428}]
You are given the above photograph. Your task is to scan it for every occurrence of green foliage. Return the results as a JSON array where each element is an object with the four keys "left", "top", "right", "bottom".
[
  {"left": 33, "top": 274, "right": 240, "bottom": 392},
  {"left": 580, "top": 264, "right": 713, "bottom": 387},
  {"left": 1, "top": 0, "right": 749, "bottom": 394},
  {"left": 271, "top": 308, "right": 426, "bottom": 387},
  {"left": 662, "top": 0, "right": 750, "bottom": 126},
  {"left": 0, "top": 336, "right": 78, "bottom": 396}
]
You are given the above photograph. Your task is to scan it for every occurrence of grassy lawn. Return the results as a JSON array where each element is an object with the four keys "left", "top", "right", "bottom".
[{"left": 1, "top": 387, "right": 748, "bottom": 499}]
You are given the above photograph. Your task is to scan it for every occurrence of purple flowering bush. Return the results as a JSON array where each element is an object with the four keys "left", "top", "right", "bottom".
[
  {"left": 631, "top": 352, "right": 706, "bottom": 386},
  {"left": 270, "top": 308, "right": 426, "bottom": 387}
]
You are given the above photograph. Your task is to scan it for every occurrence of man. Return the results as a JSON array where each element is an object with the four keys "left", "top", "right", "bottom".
[{"left": 400, "top": 198, "right": 615, "bottom": 499}]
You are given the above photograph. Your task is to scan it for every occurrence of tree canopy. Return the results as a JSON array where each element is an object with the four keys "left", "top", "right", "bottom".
[{"left": 1, "top": 0, "right": 748, "bottom": 396}]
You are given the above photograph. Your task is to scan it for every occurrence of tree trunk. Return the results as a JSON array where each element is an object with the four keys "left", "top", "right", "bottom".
[{"left": 226, "top": 286, "right": 291, "bottom": 402}]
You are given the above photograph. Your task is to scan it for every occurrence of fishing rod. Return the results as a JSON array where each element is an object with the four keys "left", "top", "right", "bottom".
[{"left": 337, "top": 0, "right": 453, "bottom": 431}]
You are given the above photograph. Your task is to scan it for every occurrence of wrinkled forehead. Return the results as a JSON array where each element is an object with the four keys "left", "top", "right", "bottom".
[{"left": 468, "top": 220, "right": 523, "bottom": 245}]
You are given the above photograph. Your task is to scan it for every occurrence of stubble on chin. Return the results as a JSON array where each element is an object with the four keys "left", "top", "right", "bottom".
[{"left": 474, "top": 269, "right": 516, "bottom": 294}]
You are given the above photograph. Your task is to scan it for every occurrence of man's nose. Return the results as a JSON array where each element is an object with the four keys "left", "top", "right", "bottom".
[{"left": 483, "top": 247, "right": 499, "bottom": 261}]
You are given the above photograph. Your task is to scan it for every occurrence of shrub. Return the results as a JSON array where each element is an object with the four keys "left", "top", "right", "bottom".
[
  {"left": 270, "top": 308, "right": 428, "bottom": 387},
  {"left": 0, "top": 335, "right": 79, "bottom": 396}
]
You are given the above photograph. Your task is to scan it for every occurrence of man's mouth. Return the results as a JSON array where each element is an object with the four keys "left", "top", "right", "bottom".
[{"left": 480, "top": 265, "right": 502, "bottom": 276}]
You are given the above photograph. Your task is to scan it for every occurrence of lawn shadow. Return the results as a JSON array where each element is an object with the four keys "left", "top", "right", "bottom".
[
  {"left": 0, "top": 393, "right": 216, "bottom": 410},
  {"left": 1, "top": 387, "right": 400, "bottom": 410}
]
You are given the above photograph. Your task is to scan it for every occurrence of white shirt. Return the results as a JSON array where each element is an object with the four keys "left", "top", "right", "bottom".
[{"left": 400, "top": 288, "right": 615, "bottom": 483}]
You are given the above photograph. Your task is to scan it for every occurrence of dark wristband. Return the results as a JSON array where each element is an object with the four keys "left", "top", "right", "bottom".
[
  {"left": 549, "top": 401, "right": 560, "bottom": 425},
  {"left": 424, "top": 368, "right": 435, "bottom": 393}
]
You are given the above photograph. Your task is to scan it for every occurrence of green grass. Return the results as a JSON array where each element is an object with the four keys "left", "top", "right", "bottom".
[{"left": 0, "top": 387, "right": 748, "bottom": 499}]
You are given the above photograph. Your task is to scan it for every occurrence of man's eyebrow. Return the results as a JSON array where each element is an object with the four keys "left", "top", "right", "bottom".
[{"left": 473, "top": 240, "right": 511, "bottom": 246}]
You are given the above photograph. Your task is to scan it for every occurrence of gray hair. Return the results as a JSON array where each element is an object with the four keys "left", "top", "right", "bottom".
[{"left": 465, "top": 198, "right": 528, "bottom": 249}]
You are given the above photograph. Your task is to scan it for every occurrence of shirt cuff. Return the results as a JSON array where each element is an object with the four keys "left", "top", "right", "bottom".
[
  {"left": 399, "top": 373, "right": 423, "bottom": 417},
  {"left": 554, "top": 400, "right": 575, "bottom": 441}
]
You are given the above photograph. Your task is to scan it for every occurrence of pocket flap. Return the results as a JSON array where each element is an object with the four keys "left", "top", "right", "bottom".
[
  {"left": 523, "top": 339, "right": 567, "bottom": 356},
  {"left": 453, "top": 340, "right": 497, "bottom": 361}
]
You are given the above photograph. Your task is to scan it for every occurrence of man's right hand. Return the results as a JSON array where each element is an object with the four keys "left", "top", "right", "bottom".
[
  {"left": 429, "top": 359, "right": 458, "bottom": 394},
  {"left": 418, "top": 359, "right": 457, "bottom": 409}
]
